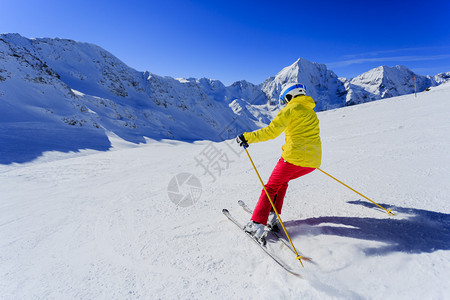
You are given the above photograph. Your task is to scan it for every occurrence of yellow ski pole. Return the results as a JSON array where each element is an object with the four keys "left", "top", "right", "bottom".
[
  {"left": 244, "top": 147, "right": 306, "bottom": 267},
  {"left": 317, "top": 168, "right": 395, "bottom": 216}
]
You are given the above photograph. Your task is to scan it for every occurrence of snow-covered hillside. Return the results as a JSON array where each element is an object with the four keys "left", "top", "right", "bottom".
[
  {"left": 1, "top": 33, "right": 448, "bottom": 165},
  {"left": 0, "top": 34, "right": 271, "bottom": 164},
  {"left": 1, "top": 81, "right": 449, "bottom": 299}
]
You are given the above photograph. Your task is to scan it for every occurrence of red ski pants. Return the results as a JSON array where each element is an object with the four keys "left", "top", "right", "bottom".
[{"left": 251, "top": 157, "right": 315, "bottom": 225}]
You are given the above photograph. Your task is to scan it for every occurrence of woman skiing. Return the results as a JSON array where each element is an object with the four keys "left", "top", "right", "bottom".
[{"left": 236, "top": 83, "right": 322, "bottom": 244}]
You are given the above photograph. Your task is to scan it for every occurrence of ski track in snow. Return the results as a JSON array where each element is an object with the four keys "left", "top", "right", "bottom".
[{"left": 1, "top": 84, "right": 450, "bottom": 299}]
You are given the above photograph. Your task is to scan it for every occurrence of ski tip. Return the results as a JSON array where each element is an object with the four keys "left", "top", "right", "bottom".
[
  {"left": 238, "top": 200, "right": 244, "bottom": 205},
  {"left": 222, "top": 209, "right": 229, "bottom": 214}
]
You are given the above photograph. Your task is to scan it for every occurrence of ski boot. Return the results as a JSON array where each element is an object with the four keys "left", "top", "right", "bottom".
[
  {"left": 244, "top": 221, "right": 267, "bottom": 245},
  {"left": 266, "top": 212, "right": 280, "bottom": 232}
]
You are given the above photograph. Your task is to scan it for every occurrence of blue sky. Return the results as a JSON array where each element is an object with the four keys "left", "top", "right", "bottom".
[{"left": 1, "top": 0, "right": 449, "bottom": 85}]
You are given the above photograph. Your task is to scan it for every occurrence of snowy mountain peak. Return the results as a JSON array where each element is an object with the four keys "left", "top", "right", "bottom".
[
  {"left": 346, "top": 65, "right": 437, "bottom": 104},
  {"left": 433, "top": 71, "right": 450, "bottom": 84},
  {"left": 1, "top": 33, "right": 449, "bottom": 164},
  {"left": 278, "top": 57, "right": 330, "bottom": 80},
  {"left": 262, "top": 57, "right": 346, "bottom": 111}
]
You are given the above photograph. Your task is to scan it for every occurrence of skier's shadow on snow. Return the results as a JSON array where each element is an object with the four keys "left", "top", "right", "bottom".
[{"left": 284, "top": 200, "right": 450, "bottom": 256}]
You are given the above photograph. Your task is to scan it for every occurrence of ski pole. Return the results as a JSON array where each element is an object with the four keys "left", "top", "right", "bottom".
[
  {"left": 244, "top": 147, "right": 306, "bottom": 268},
  {"left": 317, "top": 168, "right": 395, "bottom": 216}
]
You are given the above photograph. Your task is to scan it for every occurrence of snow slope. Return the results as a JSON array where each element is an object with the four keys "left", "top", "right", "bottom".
[
  {"left": 0, "top": 34, "right": 271, "bottom": 164},
  {"left": 1, "top": 82, "right": 449, "bottom": 299},
  {"left": 3, "top": 34, "right": 448, "bottom": 165}
]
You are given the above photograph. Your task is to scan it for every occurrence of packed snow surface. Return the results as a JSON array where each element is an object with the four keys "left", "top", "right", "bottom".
[{"left": 1, "top": 83, "right": 449, "bottom": 299}]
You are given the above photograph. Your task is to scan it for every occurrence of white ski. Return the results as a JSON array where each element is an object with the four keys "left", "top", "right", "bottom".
[{"left": 222, "top": 208, "right": 302, "bottom": 277}]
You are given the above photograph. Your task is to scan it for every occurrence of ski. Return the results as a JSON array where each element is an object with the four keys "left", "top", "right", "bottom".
[
  {"left": 237, "top": 200, "right": 312, "bottom": 263},
  {"left": 222, "top": 209, "right": 302, "bottom": 277}
]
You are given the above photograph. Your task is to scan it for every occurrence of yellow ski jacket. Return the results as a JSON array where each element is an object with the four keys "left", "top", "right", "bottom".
[{"left": 243, "top": 95, "right": 322, "bottom": 168}]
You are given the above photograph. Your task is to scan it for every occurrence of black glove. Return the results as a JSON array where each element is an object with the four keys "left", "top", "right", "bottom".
[{"left": 236, "top": 134, "right": 249, "bottom": 148}]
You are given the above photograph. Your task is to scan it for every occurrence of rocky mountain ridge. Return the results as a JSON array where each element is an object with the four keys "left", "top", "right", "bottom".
[{"left": 0, "top": 33, "right": 448, "bottom": 163}]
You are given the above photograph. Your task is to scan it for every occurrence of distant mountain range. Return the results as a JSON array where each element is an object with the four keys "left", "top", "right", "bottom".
[
  {"left": 0, "top": 33, "right": 448, "bottom": 163},
  {"left": 262, "top": 58, "right": 449, "bottom": 107}
]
